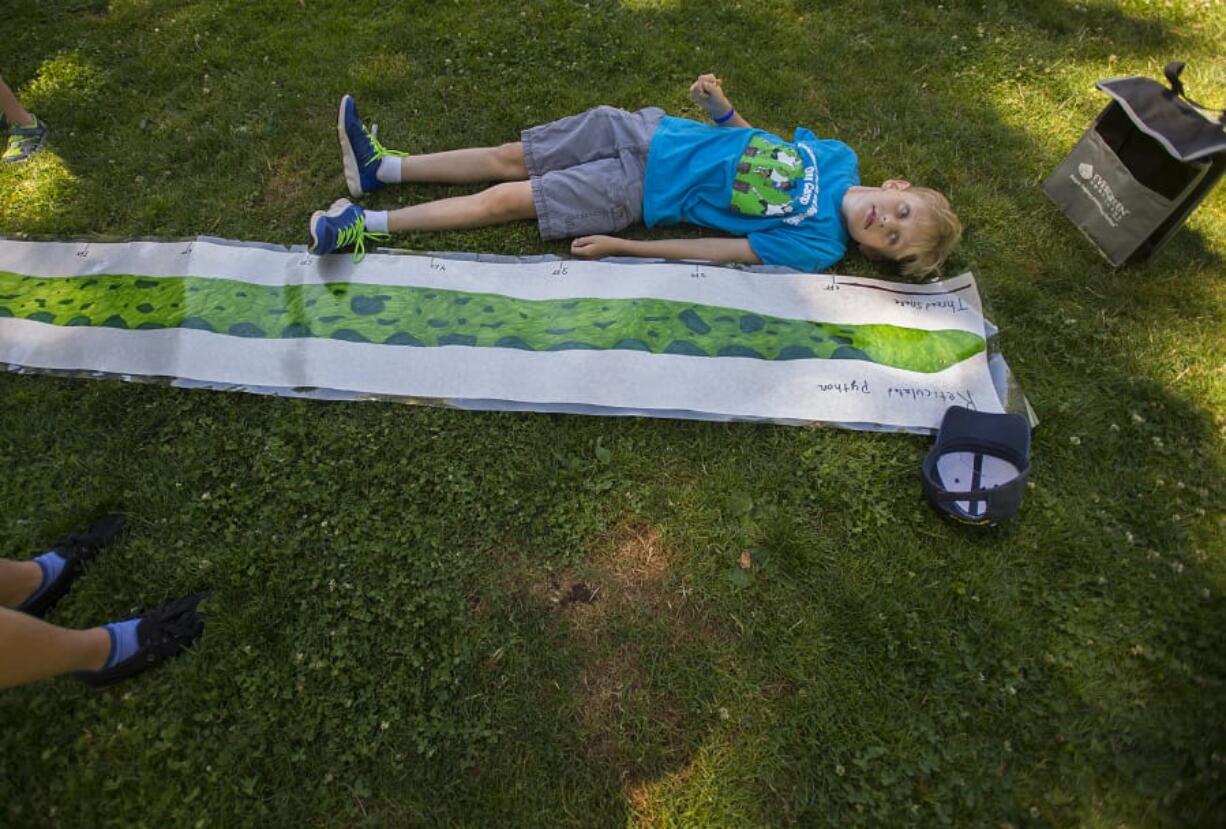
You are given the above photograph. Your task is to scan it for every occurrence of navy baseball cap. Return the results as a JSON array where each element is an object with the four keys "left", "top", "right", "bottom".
[{"left": 921, "top": 406, "right": 1031, "bottom": 526}]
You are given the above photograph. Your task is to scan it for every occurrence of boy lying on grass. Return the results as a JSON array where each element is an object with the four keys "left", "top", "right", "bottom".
[{"left": 309, "top": 74, "right": 961, "bottom": 278}]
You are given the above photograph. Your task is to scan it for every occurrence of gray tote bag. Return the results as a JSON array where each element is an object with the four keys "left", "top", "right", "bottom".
[{"left": 1044, "top": 62, "right": 1226, "bottom": 266}]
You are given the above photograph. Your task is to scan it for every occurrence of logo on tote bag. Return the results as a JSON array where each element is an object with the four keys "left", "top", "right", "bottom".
[{"left": 1070, "top": 163, "right": 1130, "bottom": 227}]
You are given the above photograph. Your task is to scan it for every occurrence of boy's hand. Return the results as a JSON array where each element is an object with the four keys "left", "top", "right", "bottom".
[
  {"left": 689, "top": 73, "right": 731, "bottom": 118},
  {"left": 571, "top": 235, "right": 624, "bottom": 259}
]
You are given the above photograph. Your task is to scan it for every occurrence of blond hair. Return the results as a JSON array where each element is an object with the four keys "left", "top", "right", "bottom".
[{"left": 897, "top": 187, "right": 962, "bottom": 279}]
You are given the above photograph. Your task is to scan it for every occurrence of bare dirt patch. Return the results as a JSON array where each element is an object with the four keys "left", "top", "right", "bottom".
[
  {"left": 560, "top": 523, "right": 699, "bottom": 783},
  {"left": 261, "top": 155, "right": 308, "bottom": 210},
  {"left": 489, "top": 523, "right": 716, "bottom": 789},
  {"left": 507, "top": 523, "right": 684, "bottom": 627},
  {"left": 598, "top": 523, "right": 671, "bottom": 597},
  {"left": 569, "top": 522, "right": 675, "bottom": 622}
]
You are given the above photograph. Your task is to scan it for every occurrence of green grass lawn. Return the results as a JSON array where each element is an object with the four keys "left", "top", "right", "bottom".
[{"left": 1, "top": 0, "right": 1224, "bottom": 826}]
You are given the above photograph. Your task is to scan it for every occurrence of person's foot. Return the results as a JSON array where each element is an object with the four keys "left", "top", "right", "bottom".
[
  {"left": 338, "top": 94, "right": 405, "bottom": 198},
  {"left": 308, "top": 198, "right": 389, "bottom": 263},
  {"left": 17, "top": 513, "right": 128, "bottom": 618},
  {"left": 3, "top": 115, "right": 48, "bottom": 163},
  {"left": 76, "top": 592, "right": 209, "bottom": 688}
]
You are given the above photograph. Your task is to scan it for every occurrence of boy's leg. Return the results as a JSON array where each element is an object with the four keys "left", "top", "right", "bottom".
[
  {"left": 397, "top": 142, "right": 528, "bottom": 185},
  {"left": 309, "top": 181, "right": 535, "bottom": 259},
  {"left": 1, "top": 73, "right": 48, "bottom": 163},
  {"left": 0, "top": 514, "right": 127, "bottom": 616},
  {"left": 0, "top": 558, "right": 42, "bottom": 608},
  {"left": 0, "top": 592, "right": 208, "bottom": 690},
  {"left": 0, "top": 606, "right": 110, "bottom": 688},
  {"left": 0, "top": 74, "right": 34, "bottom": 127},
  {"left": 385, "top": 180, "right": 534, "bottom": 233}
]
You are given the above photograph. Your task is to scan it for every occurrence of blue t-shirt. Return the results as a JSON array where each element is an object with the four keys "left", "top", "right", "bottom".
[{"left": 642, "top": 116, "right": 859, "bottom": 272}]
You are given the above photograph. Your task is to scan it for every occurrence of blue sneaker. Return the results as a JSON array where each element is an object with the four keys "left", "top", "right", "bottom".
[
  {"left": 338, "top": 94, "right": 406, "bottom": 198},
  {"left": 308, "top": 198, "right": 389, "bottom": 263}
]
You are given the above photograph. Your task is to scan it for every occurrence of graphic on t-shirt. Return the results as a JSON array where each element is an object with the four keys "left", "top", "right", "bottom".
[{"left": 729, "top": 135, "right": 804, "bottom": 217}]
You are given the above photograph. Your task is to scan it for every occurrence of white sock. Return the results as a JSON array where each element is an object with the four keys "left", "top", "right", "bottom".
[
  {"left": 376, "top": 157, "right": 403, "bottom": 184},
  {"left": 364, "top": 210, "right": 389, "bottom": 233}
]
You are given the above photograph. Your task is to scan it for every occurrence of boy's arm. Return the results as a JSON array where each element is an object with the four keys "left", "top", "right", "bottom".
[
  {"left": 571, "top": 235, "right": 761, "bottom": 265},
  {"left": 689, "top": 74, "right": 752, "bottom": 129}
]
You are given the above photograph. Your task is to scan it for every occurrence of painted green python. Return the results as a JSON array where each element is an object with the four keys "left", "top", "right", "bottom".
[{"left": 0, "top": 271, "right": 984, "bottom": 374}]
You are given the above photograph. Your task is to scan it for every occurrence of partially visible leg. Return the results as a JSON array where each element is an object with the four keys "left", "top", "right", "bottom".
[
  {"left": 0, "top": 74, "right": 34, "bottom": 127},
  {"left": 0, "top": 514, "right": 127, "bottom": 615},
  {"left": 0, "top": 606, "right": 109, "bottom": 689},
  {"left": 311, "top": 177, "right": 535, "bottom": 258},
  {"left": 1, "top": 73, "right": 47, "bottom": 163},
  {"left": 0, "top": 558, "right": 43, "bottom": 608},
  {"left": 386, "top": 180, "right": 535, "bottom": 233},
  {"left": 0, "top": 592, "right": 209, "bottom": 690},
  {"left": 399, "top": 142, "right": 528, "bottom": 184}
]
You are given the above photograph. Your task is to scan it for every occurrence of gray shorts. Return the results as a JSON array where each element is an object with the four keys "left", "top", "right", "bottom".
[{"left": 522, "top": 105, "right": 665, "bottom": 241}]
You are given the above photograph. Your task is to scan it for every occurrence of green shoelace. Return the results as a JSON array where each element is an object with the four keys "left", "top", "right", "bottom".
[
  {"left": 334, "top": 213, "right": 390, "bottom": 263},
  {"left": 362, "top": 123, "right": 407, "bottom": 169}
]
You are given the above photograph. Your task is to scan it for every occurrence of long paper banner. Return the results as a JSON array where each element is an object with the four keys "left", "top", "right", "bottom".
[{"left": 0, "top": 238, "right": 1024, "bottom": 432}]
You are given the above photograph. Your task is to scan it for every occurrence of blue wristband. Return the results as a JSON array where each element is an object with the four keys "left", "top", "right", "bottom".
[{"left": 713, "top": 107, "right": 736, "bottom": 124}]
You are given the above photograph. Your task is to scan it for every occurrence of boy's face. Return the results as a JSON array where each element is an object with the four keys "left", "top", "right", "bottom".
[{"left": 842, "top": 180, "right": 927, "bottom": 261}]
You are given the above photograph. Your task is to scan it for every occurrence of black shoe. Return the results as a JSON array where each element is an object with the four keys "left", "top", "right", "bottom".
[
  {"left": 17, "top": 513, "right": 128, "bottom": 618},
  {"left": 76, "top": 591, "right": 209, "bottom": 689}
]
